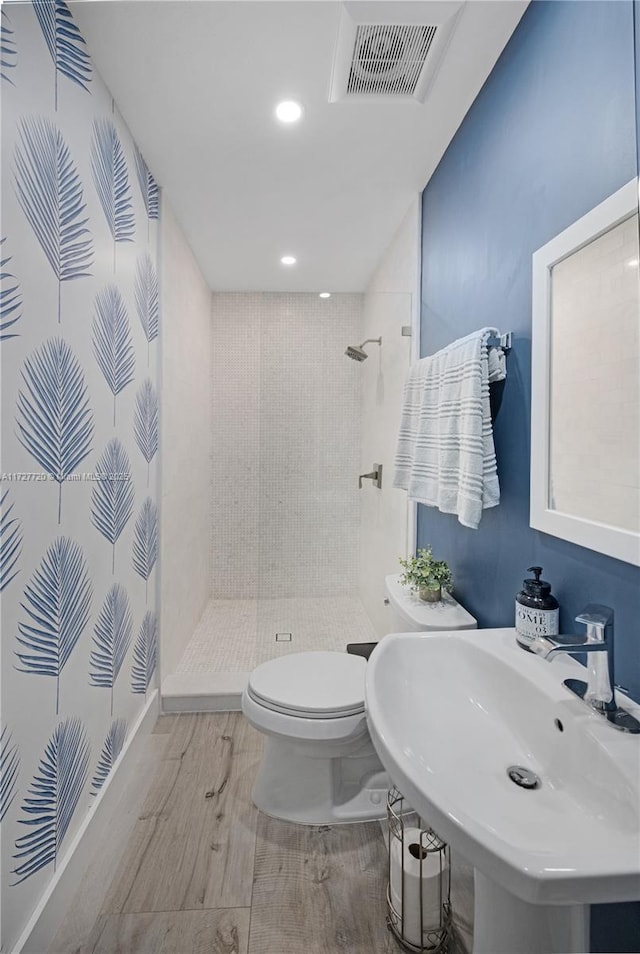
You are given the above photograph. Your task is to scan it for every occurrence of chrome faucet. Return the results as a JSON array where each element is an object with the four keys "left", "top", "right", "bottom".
[{"left": 530, "top": 604, "right": 640, "bottom": 734}]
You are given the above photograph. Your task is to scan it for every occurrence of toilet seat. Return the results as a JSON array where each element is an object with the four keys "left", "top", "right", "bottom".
[{"left": 247, "top": 651, "right": 366, "bottom": 719}]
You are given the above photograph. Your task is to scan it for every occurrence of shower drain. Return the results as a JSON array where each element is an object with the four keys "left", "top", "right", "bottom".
[{"left": 507, "top": 765, "right": 541, "bottom": 789}]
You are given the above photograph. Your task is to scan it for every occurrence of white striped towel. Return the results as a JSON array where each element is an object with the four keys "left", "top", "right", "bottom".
[{"left": 393, "top": 328, "right": 506, "bottom": 529}]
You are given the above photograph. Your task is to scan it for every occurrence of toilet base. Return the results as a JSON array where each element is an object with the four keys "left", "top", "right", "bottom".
[{"left": 251, "top": 736, "right": 389, "bottom": 825}]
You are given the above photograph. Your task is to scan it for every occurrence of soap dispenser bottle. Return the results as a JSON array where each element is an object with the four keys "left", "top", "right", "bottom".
[{"left": 515, "top": 566, "right": 559, "bottom": 651}]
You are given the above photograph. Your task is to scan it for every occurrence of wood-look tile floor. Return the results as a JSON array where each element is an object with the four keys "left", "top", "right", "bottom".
[{"left": 50, "top": 713, "right": 470, "bottom": 954}]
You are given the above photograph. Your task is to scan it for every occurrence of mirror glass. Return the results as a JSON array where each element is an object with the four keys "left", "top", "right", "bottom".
[
  {"left": 530, "top": 180, "right": 640, "bottom": 566},
  {"left": 548, "top": 213, "right": 639, "bottom": 533}
]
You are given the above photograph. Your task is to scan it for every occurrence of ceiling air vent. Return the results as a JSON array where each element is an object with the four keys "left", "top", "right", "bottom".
[
  {"left": 347, "top": 24, "right": 437, "bottom": 97},
  {"left": 330, "top": 2, "right": 463, "bottom": 104}
]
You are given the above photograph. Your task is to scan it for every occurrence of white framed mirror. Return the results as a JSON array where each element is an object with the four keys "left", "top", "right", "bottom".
[{"left": 530, "top": 179, "right": 640, "bottom": 566}]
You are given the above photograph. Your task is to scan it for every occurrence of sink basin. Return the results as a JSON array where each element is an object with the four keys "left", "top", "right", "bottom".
[{"left": 365, "top": 629, "right": 640, "bottom": 951}]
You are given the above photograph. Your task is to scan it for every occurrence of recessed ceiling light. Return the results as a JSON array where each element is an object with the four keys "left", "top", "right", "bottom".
[
  {"left": 319, "top": 292, "right": 331, "bottom": 298},
  {"left": 280, "top": 255, "right": 296, "bottom": 265},
  {"left": 275, "top": 100, "right": 303, "bottom": 123},
  {"left": 625, "top": 257, "right": 639, "bottom": 269}
]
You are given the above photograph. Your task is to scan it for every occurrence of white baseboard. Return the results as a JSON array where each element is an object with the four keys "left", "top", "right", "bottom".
[
  {"left": 161, "top": 671, "right": 247, "bottom": 712},
  {"left": 12, "top": 690, "right": 160, "bottom": 954}
]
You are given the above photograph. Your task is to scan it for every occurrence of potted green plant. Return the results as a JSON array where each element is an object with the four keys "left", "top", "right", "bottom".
[{"left": 398, "top": 547, "right": 453, "bottom": 603}]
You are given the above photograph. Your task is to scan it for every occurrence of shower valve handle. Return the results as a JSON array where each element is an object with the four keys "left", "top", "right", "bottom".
[{"left": 359, "top": 465, "right": 382, "bottom": 489}]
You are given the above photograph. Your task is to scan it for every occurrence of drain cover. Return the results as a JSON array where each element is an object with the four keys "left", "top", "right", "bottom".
[{"left": 507, "top": 765, "right": 541, "bottom": 789}]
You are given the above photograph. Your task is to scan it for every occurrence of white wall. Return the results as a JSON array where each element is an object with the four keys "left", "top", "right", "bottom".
[
  {"left": 1, "top": 6, "right": 160, "bottom": 948},
  {"left": 210, "top": 293, "right": 363, "bottom": 598},
  {"left": 359, "top": 200, "right": 420, "bottom": 636},
  {"left": 159, "top": 202, "right": 212, "bottom": 677}
]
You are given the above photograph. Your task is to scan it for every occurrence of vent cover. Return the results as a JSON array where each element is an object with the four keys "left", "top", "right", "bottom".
[
  {"left": 347, "top": 24, "right": 438, "bottom": 97},
  {"left": 330, "top": 3, "right": 462, "bottom": 104}
]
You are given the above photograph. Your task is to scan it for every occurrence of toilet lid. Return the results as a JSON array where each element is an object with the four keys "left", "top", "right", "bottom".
[{"left": 247, "top": 651, "right": 366, "bottom": 718}]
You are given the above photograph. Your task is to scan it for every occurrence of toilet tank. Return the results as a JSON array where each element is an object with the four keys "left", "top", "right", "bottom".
[{"left": 384, "top": 574, "right": 477, "bottom": 632}]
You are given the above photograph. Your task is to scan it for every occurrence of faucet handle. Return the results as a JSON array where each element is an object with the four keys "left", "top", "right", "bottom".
[
  {"left": 575, "top": 603, "right": 614, "bottom": 632},
  {"left": 358, "top": 465, "right": 382, "bottom": 489}
]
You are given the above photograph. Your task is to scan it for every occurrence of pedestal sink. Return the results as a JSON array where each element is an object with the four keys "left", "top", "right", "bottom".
[{"left": 365, "top": 628, "right": 640, "bottom": 954}]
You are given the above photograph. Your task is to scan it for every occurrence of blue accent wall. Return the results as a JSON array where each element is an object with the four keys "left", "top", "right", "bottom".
[
  {"left": 419, "top": 4, "right": 639, "bottom": 948},
  {"left": 419, "top": 0, "right": 639, "bottom": 696}
]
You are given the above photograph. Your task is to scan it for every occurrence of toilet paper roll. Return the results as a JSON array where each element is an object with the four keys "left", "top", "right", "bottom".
[{"left": 390, "top": 827, "right": 447, "bottom": 948}]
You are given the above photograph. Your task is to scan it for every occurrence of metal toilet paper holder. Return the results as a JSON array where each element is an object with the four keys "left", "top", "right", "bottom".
[{"left": 386, "top": 787, "right": 452, "bottom": 953}]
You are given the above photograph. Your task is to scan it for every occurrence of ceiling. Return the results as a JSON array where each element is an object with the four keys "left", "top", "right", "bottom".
[{"left": 71, "top": 0, "right": 528, "bottom": 293}]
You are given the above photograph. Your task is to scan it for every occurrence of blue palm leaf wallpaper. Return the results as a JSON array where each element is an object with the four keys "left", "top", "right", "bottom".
[
  {"left": 16, "top": 537, "right": 92, "bottom": 714},
  {"left": 0, "top": 727, "right": 20, "bottom": 822},
  {"left": 134, "top": 252, "right": 159, "bottom": 364},
  {"left": 91, "top": 117, "right": 135, "bottom": 267},
  {"left": 14, "top": 116, "right": 93, "bottom": 321},
  {"left": 16, "top": 337, "right": 94, "bottom": 521},
  {"left": 1, "top": 9, "right": 17, "bottom": 84},
  {"left": 91, "top": 719, "right": 127, "bottom": 794},
  {"left": 2, "top": 5, "right": 160, "bottom": 944},
  {"left": 132, "top": 498, "right": 158, "bottom": 599},
  {"left": 90, "top": 584, "right": 133, "bottom": 716},
  {"left": 0, "top": 489, "right": 22, "bottom": 592},
  {"left": 32, "top": 0, "right": 91, "bottom": 110},
  {"left": 0, "top": 238, "right": 22, "bottom": 340},
  {"left": 91, "top": 439, "right": 135, "bottom": 573},
  {"left": 134, "top": 378, "right": 158, "bottom": 486},
  {"left": 134, "top": 145, "right": 159, "bottom": 236},
  {"left": 93, "top": 284, "right": 135, "bottom": 424},
  {"left": 13, "top": 718, "right": 89, "bottom": 883},
  {"left": 131, "top": 611, "right": 158, "bottom": 696}
]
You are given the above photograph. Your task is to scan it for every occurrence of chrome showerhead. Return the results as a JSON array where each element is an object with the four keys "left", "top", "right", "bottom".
[
  {"left": 344, "top": 337, "right": 382, "bottom": 361},
  {"left": 345, "top": 344, "right": 368, "bottom": 361}
]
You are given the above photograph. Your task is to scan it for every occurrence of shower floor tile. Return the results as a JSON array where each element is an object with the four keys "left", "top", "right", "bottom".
[
  {"left": 175, "top": 599, "right": 258, "bottom": 672},
  {"left": 175, "top": 596, "right": 377, "bottom": 673}
]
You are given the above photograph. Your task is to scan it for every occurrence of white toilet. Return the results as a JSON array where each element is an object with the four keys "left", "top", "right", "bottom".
[{"left": 241, "top": 575, "right": 477, "bottom": 825}]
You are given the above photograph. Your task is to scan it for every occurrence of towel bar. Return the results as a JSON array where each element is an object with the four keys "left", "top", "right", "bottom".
[{"left": 487, "top": 332, "right": 512, "bottom": 352}]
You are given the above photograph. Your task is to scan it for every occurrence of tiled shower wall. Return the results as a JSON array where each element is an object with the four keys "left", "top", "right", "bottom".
[
  {"left": 160, "top": 202, "right": 212, "bottom": 677},
  {"left": 210, "top": 293, "right": 363, "bottom": 598},
  {"left": 359, "top": 201, "right": 418, "bottom": 636}
]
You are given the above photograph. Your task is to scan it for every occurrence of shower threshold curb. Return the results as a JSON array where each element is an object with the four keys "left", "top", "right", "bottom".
[{"left": 161, "top": 671, "right": 248, "bottom": 713}]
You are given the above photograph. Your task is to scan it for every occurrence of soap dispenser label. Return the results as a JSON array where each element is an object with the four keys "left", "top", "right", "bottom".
[{"left": 515, "top": 602, "right": 559, "bottom": 641}]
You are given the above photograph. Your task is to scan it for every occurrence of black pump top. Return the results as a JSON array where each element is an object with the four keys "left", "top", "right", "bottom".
[{"left": 523, "top": 565, "right": 551, "bottom": 597}]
